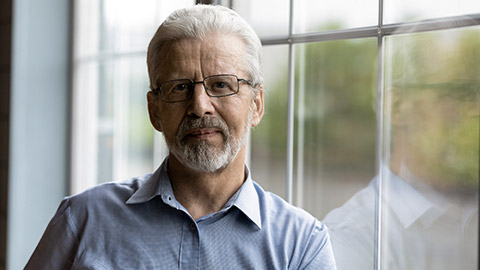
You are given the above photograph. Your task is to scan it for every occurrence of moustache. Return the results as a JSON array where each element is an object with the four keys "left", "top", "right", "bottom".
[{"left": 176, "top": 116, "right": 230, "bottom": 141}]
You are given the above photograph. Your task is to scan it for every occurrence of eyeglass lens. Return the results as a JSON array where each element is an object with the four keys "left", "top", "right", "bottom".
[{"left": 161, "top": 75, "right": 239, "bottom": 102}]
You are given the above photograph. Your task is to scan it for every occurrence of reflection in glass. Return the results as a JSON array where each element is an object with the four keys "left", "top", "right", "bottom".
[
  {"left": 323, "top": 27, "right": 480, "bottom": 269},
  {"left": 294, "top": 0, "right": 378, "bottom": 33},
  {"left": 250, "top": 45, "right": 289, "bottom": 198},
  {"left": 295, "top": 39, "right": 377, "bottom": 219},
  {"left": 381, "top": 27, "right": 479, "bottom": 269},
  {"left": 295, "top": 38, "right": 378, "bottom": 269},
  {"left": 300, "top": 38, "right": 377, "bottom": 269}
]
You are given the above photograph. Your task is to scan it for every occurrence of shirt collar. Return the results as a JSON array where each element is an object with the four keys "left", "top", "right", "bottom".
[
  {"left": 380, "top": 165, "right": 449, "bottom": 228},
  {"left": 126, "top": 158, "right": 173, "bottom": 205},
  {"left": 231, "top": 167, "right": 262, "bottom": 230},
  {"left": 126, "top": 157, "right": 262, "bottom": 229}
]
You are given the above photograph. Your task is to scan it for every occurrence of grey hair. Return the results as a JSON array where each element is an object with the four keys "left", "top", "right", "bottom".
[{"left": 147, "top": 5, "right": 263, "bottom": 91}]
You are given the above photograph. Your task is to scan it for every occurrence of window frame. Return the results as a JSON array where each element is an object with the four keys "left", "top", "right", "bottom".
[{"left": 71, "top": 1, "right": 480, "bottom": 268}]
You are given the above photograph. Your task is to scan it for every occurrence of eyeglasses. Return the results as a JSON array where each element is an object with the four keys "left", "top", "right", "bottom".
[{"left": 155, "top": 74, "right": 252, "bottom": 103}]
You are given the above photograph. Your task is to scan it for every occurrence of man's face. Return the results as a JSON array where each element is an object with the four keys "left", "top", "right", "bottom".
[{"left": 147, "top": 33, "right": 264, "bottom": 172}]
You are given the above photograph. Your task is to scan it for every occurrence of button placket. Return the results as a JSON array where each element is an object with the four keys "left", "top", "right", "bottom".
[{"left": 179, "top": 219, "right": 200, "bottom": 269}]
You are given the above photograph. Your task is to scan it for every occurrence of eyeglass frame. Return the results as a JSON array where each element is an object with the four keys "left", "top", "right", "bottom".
[{"left": 153, "top": 74, "right": 253, "bottom": 103}]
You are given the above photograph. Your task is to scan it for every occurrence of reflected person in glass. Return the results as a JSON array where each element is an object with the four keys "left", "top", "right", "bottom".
[
  {"left": 323, "top": 30, "right": 479, "bottom": 270},
  {"left": 26, "top": 5, "right": 336, "bottom": 269}
]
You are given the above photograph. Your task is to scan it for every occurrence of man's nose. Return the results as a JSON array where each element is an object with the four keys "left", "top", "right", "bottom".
[{"left": 186, "top": 83, "right": 215, "bottom": 117}]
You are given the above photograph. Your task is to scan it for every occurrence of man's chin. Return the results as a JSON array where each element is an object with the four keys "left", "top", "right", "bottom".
[
  {"left": 176, "top": 155, "right": 227, "bottom": 173},
  {"left": 171, "top": 144, "right": 230, "bottom": 173}
]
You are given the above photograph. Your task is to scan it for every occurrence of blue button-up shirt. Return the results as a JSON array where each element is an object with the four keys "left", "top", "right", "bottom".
[{"left": 26, "top": 158, "right": 336, "bottom": 269}]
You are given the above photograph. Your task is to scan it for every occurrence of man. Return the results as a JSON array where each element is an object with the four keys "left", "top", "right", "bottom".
[{"left": 26, "top": 5, "right": 336, "bottom": 269}]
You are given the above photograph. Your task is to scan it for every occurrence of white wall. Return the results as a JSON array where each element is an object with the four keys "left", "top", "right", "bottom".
[{"left": 8, "top": 0, "right": 71, "bottom": 269}]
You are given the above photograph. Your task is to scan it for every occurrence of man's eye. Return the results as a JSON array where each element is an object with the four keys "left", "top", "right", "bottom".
[
  {"left": 172, "top": 83, "right": 189, "bottom": 92},
  {"left": 213, "top": 82, "right": 227, "bottom": 89}
]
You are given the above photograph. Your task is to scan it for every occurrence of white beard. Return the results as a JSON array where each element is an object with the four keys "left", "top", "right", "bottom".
[{"left": 165, "top": 110, "right": 252, "bottom": 172}]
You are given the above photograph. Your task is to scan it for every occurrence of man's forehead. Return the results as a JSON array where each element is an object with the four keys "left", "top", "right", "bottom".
[{"left": 157, "top": 35, "right": 246, "bottom": 79}]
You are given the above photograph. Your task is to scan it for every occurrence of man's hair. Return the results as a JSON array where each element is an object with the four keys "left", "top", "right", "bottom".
[{"left": 147, "top": 5, "right": 263, "bottom": 91}]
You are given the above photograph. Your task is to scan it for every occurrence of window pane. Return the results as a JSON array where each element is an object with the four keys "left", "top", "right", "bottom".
[
  {"left": 95, "top": 56, "right": 155, "bottom": 185},
  {"left": 72, "top": 0, "right": 195, "bottom": 193},
  {"left": 294, "top": 0, "right": 378, "bottom": 33},
  {"left": 72, "top": 61, "right": 100, "bottom": 193},
  {"left": 301, "top": 39, "right": 378, "bottom": 269},
  {"left": 296, "top": 38, "right": 377, "bottom": 216},
  {"left": 384, "top": 0, "right": 480, "bottom": 24},
  {"left": 233, "top": 0, "right": 290, "bottom": 37},
  {"left": 74, "top": 0, "right": 100, "bottom": 59},
  {"left": 102, "top": 0, "right": 159, "bottom": 53},
  {"left": 381, "top": 27, "right": 480, "bottom": 269},
  {"left": 96, "top": 59, "right": 114, "bottom": 183},
  {"left": 109, "top": 56, "right": 154, "bottom": 182},
  {"left": 250, "top": 45, "right": 289, "bottom": 198}
]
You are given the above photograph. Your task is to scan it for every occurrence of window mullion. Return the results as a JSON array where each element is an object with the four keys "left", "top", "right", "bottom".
[
  {"left": 286, "top": 0, "right": 295, "bottom": 204},
  {"left": 374, "top": 0, "right": 385, "bottom": 268}
]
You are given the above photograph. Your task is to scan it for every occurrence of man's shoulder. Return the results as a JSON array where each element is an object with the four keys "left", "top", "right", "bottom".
[
  {"left": 65, "top": 174, "right": 153, "bottom": 214},
  {"left": 252, "top": 181, "right": 321, "bottom": 229},
  {"left": 250, "top": 181, "right": 336, "bottom": 269}
]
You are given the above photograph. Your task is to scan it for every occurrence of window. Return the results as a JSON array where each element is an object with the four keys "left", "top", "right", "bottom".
[
  {"left": 72, "top": 0, "right": 479, "bottom": 268},
  {"left": 380, "top": 27, "right": 479, "bottom": 269},
  {"left": 72, "top": 0, "right": 194, "bottom": 192}
]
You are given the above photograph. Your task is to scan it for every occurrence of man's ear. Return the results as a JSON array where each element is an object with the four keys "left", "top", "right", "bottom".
[
  {"left": 147, "top": 91, "right": 163, "bottom": 132},
  {"left": 251, "top": 85, "right": 264, "bottom": 127}
]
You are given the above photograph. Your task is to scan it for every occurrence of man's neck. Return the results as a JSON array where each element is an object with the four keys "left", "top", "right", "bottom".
[{"left": 167, "top": 148, "right": 247, "bottom": 220}]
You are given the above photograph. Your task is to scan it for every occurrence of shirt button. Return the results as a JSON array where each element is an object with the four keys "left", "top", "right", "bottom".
[{"left": 190, "top": 223, "right": 196, "bottom": 230}]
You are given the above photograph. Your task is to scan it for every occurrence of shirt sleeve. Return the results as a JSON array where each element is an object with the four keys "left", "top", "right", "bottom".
[
  {"left": 297, "top": 220, "right": 337, "bottom": 270},
  {"left": 24, "top": 198, "right": 80, "bottom": 270}
]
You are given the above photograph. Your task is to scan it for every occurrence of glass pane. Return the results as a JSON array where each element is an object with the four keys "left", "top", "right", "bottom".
[
  {"left": 385, "top": 0, "right": 480, "bottom": 24},
  {"left": 154, "top": 1, "right": 196, "bottom": 22},
  {"left": 96, "top": 56, "right": 154, "bottom": 183},
  {"left": 71, "top": 61, "right": 100, "bottom": 193},
  {"left": 72, "top": 0, "right": 196, "bottom": 193},
  {"left": 250, "top": 45, "right": 289, "bottom": 199},
  {"left": 295, "top": 0, "right": 378, "bottom": 33},
  {"left": 233, "top": 0, "right": 290, "bottom": 37},
  {"left": 118, "top": 57, "right": 155, "bottom": 180},
  {"left": 75, "top": 0, "right": 196, "bottom": 57},
  {"left": 74, "top": 0, "right": 100, "bottom": 59},
  {"left": 102, "top": 0, "right": 158, "bottom": 54},
  {"left": 381, "top": 27, "right": 480, "bottom": 269},
  {"left": 302, "top": 39, "right": 378, "bottom": 269},
  {"left": 96, "top": 59, "right": 114, "bottom": 183}
]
